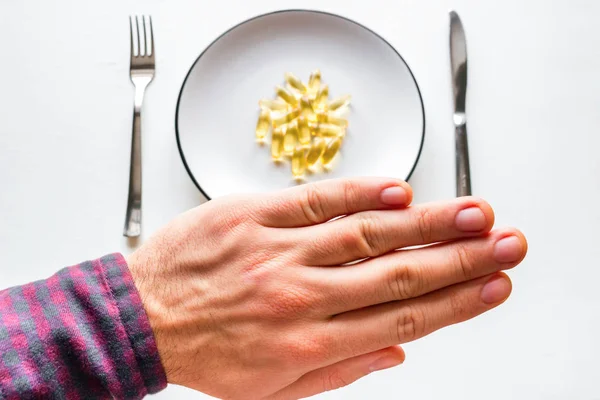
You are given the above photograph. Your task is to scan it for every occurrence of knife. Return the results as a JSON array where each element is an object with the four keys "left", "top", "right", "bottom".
[{"left": 449, "top": 10, "right": 472, "bottom": 197}]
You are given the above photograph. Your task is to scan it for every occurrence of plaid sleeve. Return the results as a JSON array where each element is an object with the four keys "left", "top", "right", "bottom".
[{"left": 0, "top": 253, "right": 168, "bottom": 399}]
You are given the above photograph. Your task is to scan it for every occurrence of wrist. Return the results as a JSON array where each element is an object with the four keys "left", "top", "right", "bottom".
[{"left": 126, "top": 250, "right": 175, "bottom": 383}]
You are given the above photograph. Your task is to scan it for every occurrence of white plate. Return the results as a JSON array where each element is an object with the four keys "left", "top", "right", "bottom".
[{"left": 176, "top": 9, "right": 425, "bottom": 200}]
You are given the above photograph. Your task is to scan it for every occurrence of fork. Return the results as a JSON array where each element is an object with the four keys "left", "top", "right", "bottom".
[{"left": 124, "top": 15, "right": 155, "bottom": 237}]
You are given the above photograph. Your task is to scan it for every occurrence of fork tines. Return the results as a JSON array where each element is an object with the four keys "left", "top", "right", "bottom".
[{"left": 129, "top": 15, "right": 154, "bottom": 59}]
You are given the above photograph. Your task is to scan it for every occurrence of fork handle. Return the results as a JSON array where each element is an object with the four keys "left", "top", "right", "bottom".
[
  {"left": 455, "top": 123, "right": 472, "bottom": 197},
  {"left": 123, "top": 85, "right": 147, "bottom": 237}
]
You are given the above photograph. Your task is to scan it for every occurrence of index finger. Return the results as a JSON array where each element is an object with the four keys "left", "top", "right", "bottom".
[{"left": 254, "top": 177, "right": 413, "bottom": 228}]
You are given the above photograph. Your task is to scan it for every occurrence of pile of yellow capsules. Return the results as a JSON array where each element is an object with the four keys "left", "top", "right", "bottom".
[{"left": 255, "top": 69, "right": 350, "bottom": 179}]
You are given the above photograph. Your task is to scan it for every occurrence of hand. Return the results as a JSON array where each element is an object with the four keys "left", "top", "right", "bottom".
[{"left": 127, "top": 177, "right": 527, "bottom": 400}]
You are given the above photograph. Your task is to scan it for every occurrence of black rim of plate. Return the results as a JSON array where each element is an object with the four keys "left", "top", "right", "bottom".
[{"left": 175, "top": 8, "right": 426, "bottom": 201}]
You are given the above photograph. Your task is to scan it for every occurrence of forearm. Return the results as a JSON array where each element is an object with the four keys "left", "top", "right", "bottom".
[{"left": 0, "top": 253, "right": 167, "bottom": 399}]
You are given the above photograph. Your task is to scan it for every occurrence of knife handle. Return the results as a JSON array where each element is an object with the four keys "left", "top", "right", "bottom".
[{"left": 455, "top": 124, "right": 472, "bottom": 197}]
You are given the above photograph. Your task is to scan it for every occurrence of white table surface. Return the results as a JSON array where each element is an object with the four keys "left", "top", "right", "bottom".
[{"left": 1, "top": 0, "right": 599, "bottom": 399}]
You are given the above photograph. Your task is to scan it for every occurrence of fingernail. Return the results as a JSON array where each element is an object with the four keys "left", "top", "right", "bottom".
[
  {"left": 481, "top": 275, "right": 512, "bottom": 304},
  {"left": 369, "top": 355, "right": 404, "bottom": 372},
  {"left": 493, "top": 236, "right": 523, "bottom": 263},
  {"left": 455, "top": 207, "right": 487, "bottom": 231},
  {"left": 380, "top": 186, "right": 407, "bottom": 206}
]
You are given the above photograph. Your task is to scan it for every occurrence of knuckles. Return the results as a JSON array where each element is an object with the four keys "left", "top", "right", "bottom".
[
  {"left": 335, "top": 212, "right": 386, "bottom": 259},
  {"left": 274, "top": 331, "right": 331, "bottom": 369},
  {"left": 301, "top": 184, "right": 329, "bottom": 224},
  {"left": 453, "top": 243, "right": 478, "bottom": 281},
  {"left": 387, "top": 261, "right": 421, "bottom": 300},
  {"left": 208, "top": 208, "right": 255, "bottom": 238},
  {"left": 354, "top": 213, "right": 383, "bottom": 258},
  {"left": 414, "top": 207, "right": 436, "bottom": 244},
  {"left": 201, "top": 194, "right": 265, "bottom": 236},
  {"left": 340, "top": 180, "right": 364, "bottom": 213},
  {"left": 394, "top": 305, "right": 426, "bottom": 343},
  {"left": 447, "top": 288, "right": 469, "bottom": 321},
  {"left": 257, "top": 279, "right": 318, "bottom": 318}
]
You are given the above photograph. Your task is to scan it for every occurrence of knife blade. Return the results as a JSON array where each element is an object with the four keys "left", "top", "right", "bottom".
[{"left": 449, "top": 10, "right": 472, "bottom": 197}]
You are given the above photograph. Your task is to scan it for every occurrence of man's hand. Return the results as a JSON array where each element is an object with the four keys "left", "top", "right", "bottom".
[{"left": 127, "top": 177, "right": 527, "bottom": 400}]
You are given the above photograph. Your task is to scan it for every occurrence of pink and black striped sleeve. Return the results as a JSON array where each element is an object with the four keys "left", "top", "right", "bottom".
[{"left": 0, "top": 253, "right": 168, "bottom": 399}]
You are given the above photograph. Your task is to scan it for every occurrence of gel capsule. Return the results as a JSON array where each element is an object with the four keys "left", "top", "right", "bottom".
[
  {"left": 328, "top": 95, "right": 351, "bottom": 111},
  {"left": 297, "top": 116, "right": 311, "bottom": 146},
  {"left": 308, "top": 69, "right": 321, "bottom": 95},
  {"left": 306, "top": 137, "right": 326, "bottom": 166},
  {"left": 255, "top": 109, "right": 270, "bottom": 141},
  {"left": 313, "top": 85, "right": 329, "bottom": 110},
  {"left": 271, "top": 127, "right": 284, "bottom": 160},
  {"left": 291, "top": 146, "right": 308, "bottom": 178},
  {"left": 259, "top": 99, "right": 289, "bottom": 112},
  {"left": 285, "top": 72, "right": 307, "bottom": 93},
  {"left": 315, "top": 111, "right": 348, "bottom": 128},
  {"left": 309, "top": 122, "right": 344, "bottom": 137},
  {"left": 321, "top": 137, "right": 341, "bottom": 166},
  {"left": 300, "top": 96, "right": 313, "bottom": 118},
  {"left": 283, "top": 121, "right": 298, "bottom": 155},
  {"left": 275, "top": 85, "right": 299, "bottom": 107},
  {"left": 272, "top": 108, "right": 300, "bottom": 128}
]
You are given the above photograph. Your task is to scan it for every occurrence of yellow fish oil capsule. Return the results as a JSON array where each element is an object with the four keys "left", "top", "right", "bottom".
[
  {"left": 254, "top": 69, "right": 350, "bottom": 177},
  {"left": 271, "top": 108, "right": 300, "bottom": 128},
  {"left": 306, "top": 137, "right": 326, "bottom": 166},
  {"left": 299, "top": 96, "right": 313, "bottom": 118},
  {"left": 297, "top": 116, "right": 311, "bottom": 146},
  {"left": 321, "top": 137, "right": 342, "bottom": 166},
  {"left": 313, "top": 85, "right": 329, "bottom": 110},
  {"left": 328, "top": 95, "right": 351, "bottom": 112},
  {"left": 315, "top": 111, "right": 349, "bottom": 128},
  {"left": 283, "top": 120, "right": 298, "bottom": 155},
  {"left": 271, "top": 127, "right": 284, "bottom": 160},
  {"left": 308, "top": 69, "right": 321, "bottom": 95},
  {"left": 259, "top": 99, "right": 289, "bottom": 112},
  {"left": 275, "top": 85, "right": 299, "bottom": 107},
  {"left": 255, "top": 109, "right": 270, "bottom": 141},
  {"left": 291, "top": 146, "right": 308, "bottom": 178},
  {"left": 285, "top": 72, "right": 307, "bottom": 93},
  {"left": 310, "top": 122, "right": 344, "bottom": 137}
]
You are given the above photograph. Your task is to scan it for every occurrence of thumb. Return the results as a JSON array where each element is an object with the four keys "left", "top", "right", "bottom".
[{"left": 267, "top": 346, "right": 405, "bottom": 400}]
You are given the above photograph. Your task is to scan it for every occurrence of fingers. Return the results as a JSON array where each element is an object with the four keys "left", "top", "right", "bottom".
[
  {"left": 318, "top": 272, "right": 512, "bottom": 365},
  {"left": 296, "top": 196, "right": 495, "bottom": 265},
  {"left": 307, "top": 228, "right": 527, "bottom": 315},
  {"left": 254, "top": 177, "right": 413, "bottom": 228},
  {"left": 266, "top": 346, "right": 405, "bottom": 400}
]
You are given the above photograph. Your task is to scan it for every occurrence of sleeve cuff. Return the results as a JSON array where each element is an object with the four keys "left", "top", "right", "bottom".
[{"left": 99, "top": 253, "right": 168, "bottom": 395}]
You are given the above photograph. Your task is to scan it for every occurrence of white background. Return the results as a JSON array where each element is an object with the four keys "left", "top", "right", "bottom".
[{"left": 1, "top": 0, "right": 599, "bottom": 399}]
